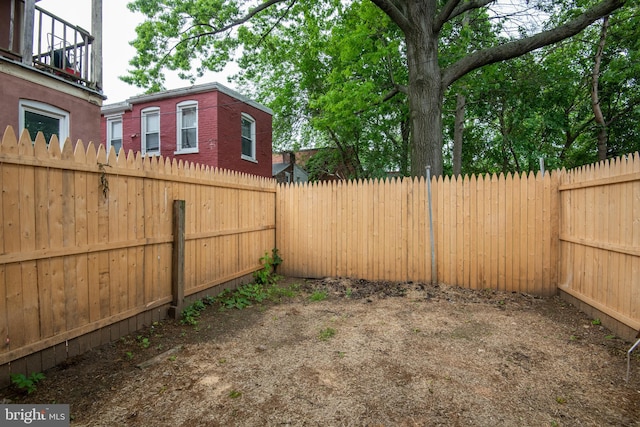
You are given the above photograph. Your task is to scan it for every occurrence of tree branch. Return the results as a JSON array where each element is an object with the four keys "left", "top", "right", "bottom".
[
  {"left": 157, "top": 0, "right": 292, "bottom": 70},
  {"left": 435, "top": 0, "right": 462, "bottom": 31},
  {"left": 435, "top": 0, "right": 494, "bottom": 31},
  {"left": 369, "top": 0, "right": 410, "bottom": 32},
  {"left": 441, "top": 0, "right": 627, "bottom": 89},
  {"left": 354, "top": 85, "right": 405, "bottom": 115}
]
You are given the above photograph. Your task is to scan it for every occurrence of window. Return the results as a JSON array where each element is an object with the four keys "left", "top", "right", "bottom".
[
  {"left": 141, "top": 107, "right": 160, "bottom": 155},
  {"left": 18, "top": 100, "right": 69, "bottom": 148},
  {"left": 106, "top": 116, "right": 123, "bottom": 155},
  {"left": 241, "top": 113, "right": 256, "bottom": 161},
  {"left": 176, "top": 101, "right": 198, "bottom": 153}
]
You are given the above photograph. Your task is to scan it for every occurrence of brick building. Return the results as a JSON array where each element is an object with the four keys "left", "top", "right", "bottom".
[{"left": 101, "top": 82, "right": 273, "bottom": 178}]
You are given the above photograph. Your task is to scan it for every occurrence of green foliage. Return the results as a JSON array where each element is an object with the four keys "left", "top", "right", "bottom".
[
  {"left": 217, "top": 285, "right": 265, "bottom": 310},
  {"left": 181, "top": 297, "right": 214, "bottom": 326},
  {"left": 228, "top": 390, "right": 242, "bottom": 398},
  {"left": 11, "top": 372, "right": 45, "bottom": 395},
  {"left": 318, "top": 327, "right": 336, "bottom": 341},
  {"left": 253, "top": 249, "right": 282, "bottom": 286},
  {"left": 126, "top": 0, "right": 632, "bottom": 177},
  {"left": 309, "top": 290, "right": 327, "bottom": 302},
  {"left": 215, "top": 280, "right": 299, "bottom": 310},
  {"left": 137, "top": 336, "right": 151, "bottom": 349},
  {"left": 180, "top": 251, "right": 293, "bottom": 321}
]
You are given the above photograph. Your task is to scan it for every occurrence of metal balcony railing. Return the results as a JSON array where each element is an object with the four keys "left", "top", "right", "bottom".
[
  {"left": 30, "top": 6, "right": 95, "bottom": 87},
  {"left": 0, "top": 3, "right": 95, "bottom": 88}
]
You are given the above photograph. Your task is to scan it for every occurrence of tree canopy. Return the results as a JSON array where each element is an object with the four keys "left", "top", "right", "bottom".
[{"left": 124, "top": 0, "right": 631, "bottom": 177}]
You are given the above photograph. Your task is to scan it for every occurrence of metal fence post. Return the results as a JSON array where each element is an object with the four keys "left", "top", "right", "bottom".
[{"left": 426, "top": 166, "right": 437, "bottom": 285}]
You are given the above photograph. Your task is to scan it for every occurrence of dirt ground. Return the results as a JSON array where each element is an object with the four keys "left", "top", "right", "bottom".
[{"left": 2, "top": 277, "right": 639, "bottom": 426}]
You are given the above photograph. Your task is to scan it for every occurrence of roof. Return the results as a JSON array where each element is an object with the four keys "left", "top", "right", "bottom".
[
  {"left": 101, "top": 82, "right": 273, "bottom": 116},
  {"left": 272, "top": 163, "right": 290, "bottom": 176}
]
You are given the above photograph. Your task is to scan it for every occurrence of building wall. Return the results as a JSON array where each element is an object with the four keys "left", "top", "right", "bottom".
[
  {"left": 0, "top": 70, "right": 102, "bottom": 145},
  {"left": 216, "top": 91, "right": 272, "bottom": 177},
  {"left": 102, "top": 87, "right": 272, "bottom": 178}
]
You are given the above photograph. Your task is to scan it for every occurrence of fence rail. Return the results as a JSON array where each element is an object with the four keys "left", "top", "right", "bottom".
[{"left": 0, "top": 126, "right": 276, "bottom": 384}]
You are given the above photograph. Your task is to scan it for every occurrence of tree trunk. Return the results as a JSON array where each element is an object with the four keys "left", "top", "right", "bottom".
[
  {"left": 592, "top": 16, "right": 609, "bottom": 161},
  {"left": 399, "top": 117, "right": 410, "bottom": 176},
  {"left": 453, "top": 92, "right": 466, "bottom": 176},
  {"left": 405, "top": 2, "right": 443, "bottom": 177}
]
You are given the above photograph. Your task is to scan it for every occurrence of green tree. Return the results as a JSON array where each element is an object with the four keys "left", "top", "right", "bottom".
[{"left": 124, "top": 0, "right": 627, "bottom": 176}]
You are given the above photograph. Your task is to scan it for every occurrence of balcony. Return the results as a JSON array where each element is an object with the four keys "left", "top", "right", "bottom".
[{"left": 0, "top": 1, "right": 100, "bottom": 90}]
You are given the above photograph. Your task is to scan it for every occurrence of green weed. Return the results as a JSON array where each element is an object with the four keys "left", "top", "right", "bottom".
[
  {"left": 136, "top": 336, "right": 151, "bottom": 349},
  {"left": 310, "top": 290, "right": 327, "bottom": 302},
  {"left": 319, "top": 327, "right": 336, "bottom": 341},
  {"left": 253, "top": 249, "right": 283, "bottom": 286},
  {"left": 228, "top": 390, "right": 242, "bottom": 399},
  {"left": 11, "top": 372, "right": 45, "bottom": 395}
]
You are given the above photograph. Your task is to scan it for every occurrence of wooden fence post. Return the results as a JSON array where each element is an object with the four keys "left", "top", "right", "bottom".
[{"left": 169, "top": 200, "right": 185, "bottom": 319}]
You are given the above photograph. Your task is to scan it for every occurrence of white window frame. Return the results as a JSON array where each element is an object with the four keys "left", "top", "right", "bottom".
[
  {"left": 141, "top": 107, "right": 160, "bottom": 156},
  {"left": 18, "top": 100, "right": 69, "bottom": 148},
  {"left": 241, "top": 113, "right": 257, "bottom": 162},
  {"left": 175, "top": 100, "right": 198, "bottom": 154},
  {"left": 106, "top": 115, "right": 123, "bottom": 155}
]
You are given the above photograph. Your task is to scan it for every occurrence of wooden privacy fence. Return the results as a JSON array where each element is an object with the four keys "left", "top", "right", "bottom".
[
  {"left": 0, "top": 126, "right": 276, "bottom": 385},
  {"left": 276, "top": 154, "right": 640, "bottom": 338},
  {"left": 1, "top": 119, "right": 638, "bottom": 384},
  {"left": 558, "top": 153, "right": 640, "bottom": 333},
  {"left": 276, "top": 171, "right": 559, "bottom": 296}
]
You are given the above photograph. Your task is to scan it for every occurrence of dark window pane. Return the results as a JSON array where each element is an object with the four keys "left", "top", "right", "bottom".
[
  {"left": 111, "top": 139, "right": 122, "bottom": 153},
  {"left": 242, "top": 136, "right": 253, "bottom": 157},
  {"left": 241, "top": 118, "right": 252, "bottom": 139},
  {"left": 146, "top": 133, "right": 159, "bottom": 151},
  {"left": 24, "top": 110, "right": 60, "bottom": 145},
  {"left": 182, "top": 128, "right": 196, "bottom": 149}
]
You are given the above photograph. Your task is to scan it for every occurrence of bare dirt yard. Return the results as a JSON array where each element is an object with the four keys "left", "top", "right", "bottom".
[{"left": 2, "top": 277, "right": 639, "bottom": 426}]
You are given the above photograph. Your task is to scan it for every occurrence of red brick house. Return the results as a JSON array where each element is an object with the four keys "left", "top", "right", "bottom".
[
  {"left": 100, "top": 83, "right": 273, "bottom": 178},
  {"left": 0, "top": 0, "right": 104, "bottom": 145}
]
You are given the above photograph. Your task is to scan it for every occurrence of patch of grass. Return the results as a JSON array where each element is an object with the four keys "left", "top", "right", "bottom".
[
  {"left": 556, "top": 396, "right": 567, "bottom": 404},
  {"left": 319, "top": 327, "right": 336, "bottom": 341},
  {"left": 267, "top": 282, "right": 300, "bottom": 301},
  {"left": 591, "top": 318, "right": 601, "bottom": 325},
  {"left": 309, "top": 290, "right": 328, "bottom": 302},
  {"left": 228, "top": 390, "right": 242, "bottom": 399}
]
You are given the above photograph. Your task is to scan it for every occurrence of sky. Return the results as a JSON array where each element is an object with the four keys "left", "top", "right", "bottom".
[{"left": 37, "top": 0, "right": 238, "bottom": 105}]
